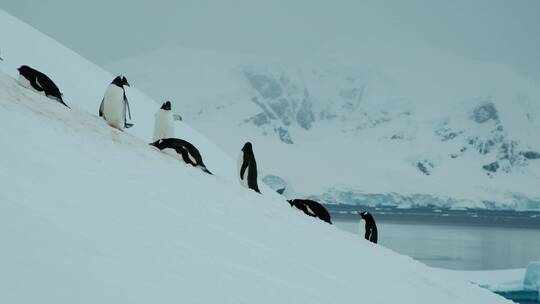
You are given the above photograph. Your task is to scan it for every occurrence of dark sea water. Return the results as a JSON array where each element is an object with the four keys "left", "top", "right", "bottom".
[{"left": 328, "top": 205, "right": 540, "bottom": 270}]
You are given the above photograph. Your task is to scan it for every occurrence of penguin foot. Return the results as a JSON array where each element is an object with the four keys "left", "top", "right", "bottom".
[{"left": 107, "top": 123, "right": 124, "bottom": 132}]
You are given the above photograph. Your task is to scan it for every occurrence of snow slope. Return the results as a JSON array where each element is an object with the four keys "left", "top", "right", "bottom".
[
  {"left": 105, "top": 42, "right": 540, "bottom": 210},
  {"left": 0, "top": 73, "right": 509, "bottom": 304},
  {"left": 0, "top": 13, "right": 237, "bottom": 179},
  {"left": 0, "top": 9, "right": 510, "bottom": 304}
]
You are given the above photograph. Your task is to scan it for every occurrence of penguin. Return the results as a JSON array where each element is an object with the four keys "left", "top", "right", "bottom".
[
  {"left": 150, "top": 138, "right": 212, "bottom": 175},
  {"left": 238, "top": 142, "right": 260, "bottom": 193},
  {"left": 359, "top": 211, "right": 378, "bottom": 243},
  {"left": 99, "top": 75, "right": 132, "bottom": 130},
  {"left": 153, "top": 101, "right": 174, "bottom": 141},
  {"left": 17, "top": 65, "right": 69, "bottom": 108},
  {"left": 287, "top": 199, "right": 332, "bottom": 224}
]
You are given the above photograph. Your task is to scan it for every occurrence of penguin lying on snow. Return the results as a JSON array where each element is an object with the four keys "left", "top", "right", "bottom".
[
  {"left": 153, "top": 101, "right": 174, "bottom": 141},
  {"left": 238, "top": 142, "right": 260, "bottom": 193},
  {"left": 99, "top": 75, "right": 133, "bottom": 130},
  {"left": 150, "top": 138, "right": 212, "bottom": 175},
  {"left": 17, "top": 65, "right": 69, "bottom": 108},
  {"left": 288, "top": 199, "right": 332, "bottom": 224}
]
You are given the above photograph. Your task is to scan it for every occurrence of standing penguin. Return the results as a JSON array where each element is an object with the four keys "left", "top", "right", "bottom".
[
  {"left": 153, "top": 101, "right": 174, "bottom": 141},
  {"left": 99, "top": 75, "right": 132, "bottom": 130},
  {"left": 238, "top": 142, "right": 260, "bottom": 193},
  {"left": 17, "top": 65, "right": 69, "bottom": 108},
  {"left": 150, "top": 138, "right": 212, "bottom": 175},
  {"left": 359, "top": 211, "right": 378, "bottom": 243},
  {"left": 288, "top": 199, "right": 332, "bottom": 224}
]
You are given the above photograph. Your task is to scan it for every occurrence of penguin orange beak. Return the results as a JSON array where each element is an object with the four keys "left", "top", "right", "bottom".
[{"left": 124, "top": 80, "right": 130, "bottom": 87}]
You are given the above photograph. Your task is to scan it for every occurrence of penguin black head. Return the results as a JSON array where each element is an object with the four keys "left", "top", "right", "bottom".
[
  {"left": 111, "top": 75, "right": 130, "bottom": 87},
  {"left": 242, "top": 142, "right": 253, "bottom": 152},
  {"left": 161, "top": 101, "right": 172, "bottom": 111},
  {"left": 17, "top": 65, "right": 32, "bottom": 75},
  {"left": 287, "top": 200, "right": 295, "bottom": 207},
  {"left": 149, "top": 139, "right": 166, "bottom": 150},
  {"left": 359, "top": 211, "right": 368, "bottom": 219}
]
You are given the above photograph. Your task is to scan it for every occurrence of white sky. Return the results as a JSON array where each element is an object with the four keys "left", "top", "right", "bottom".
[{"left": 2, "top": 0, "right": 539, "bottom": 81}]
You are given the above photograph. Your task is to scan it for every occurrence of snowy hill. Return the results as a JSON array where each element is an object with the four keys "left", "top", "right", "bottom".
[
  {"left": 106, "top": 43, "right": 540, "bottom": 210},
  {"left": 0, "top": 9, "right": 511, "bottom": 304}
]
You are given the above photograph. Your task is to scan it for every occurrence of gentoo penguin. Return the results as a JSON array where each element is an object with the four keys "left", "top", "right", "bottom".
[
  {"left": 99, "top": 75, "right": 132, "bottom": 130},
  {"left": 238, "top": 142, "right": 260, "bottom": 193},
  {"left": 153, "top": 101, "right": 174, "bottom": 141},
  {"left": 150, "top": 138, "right": 212, "bottom": 174},
  {"left": 288, "top": 199, "right": 332, "bottom": 224},
  {"left": 17, "top": 65, "right": 69, "bottom": 108},
  {"left": 359, "top": 211, "right": 378, "bottom": 243}
]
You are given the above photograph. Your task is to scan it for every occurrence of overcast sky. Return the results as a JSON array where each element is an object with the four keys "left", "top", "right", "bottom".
[{"left": 2, "top": 0, "right": 539, "bottom": 81}]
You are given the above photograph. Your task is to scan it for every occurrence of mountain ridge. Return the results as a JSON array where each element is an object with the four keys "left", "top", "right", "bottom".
[{"left": 106, "top": 42, "right": 540, "bottom": 210}]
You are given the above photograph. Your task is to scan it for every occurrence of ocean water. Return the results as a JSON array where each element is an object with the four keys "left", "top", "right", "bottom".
[{"left": 334, "top": 218, "right": 540, "bottom": 270}]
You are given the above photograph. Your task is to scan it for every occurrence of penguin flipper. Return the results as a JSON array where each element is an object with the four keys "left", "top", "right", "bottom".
[
  {"left": 176, "top": 147, "right": 196, "bottom": 166},
  {"left": 31, "top": 77, "right": 44, "bottom": 92},
  {"left": 124, "top": 92, "right": 132, "bottom": 119},
  {"left": 122, "top": 92, "right": 133, "bottom": 128},
  {"left": 99, "top": 98, "right": 104, "bottom": 117},
  {"left": 240, "top": 155, "right": 249, "bottom": 180}
]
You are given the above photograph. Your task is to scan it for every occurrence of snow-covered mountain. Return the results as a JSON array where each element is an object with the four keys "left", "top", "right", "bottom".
[
  {"left": 106, "top": 42, "right": 540, "bottom": 210},
  {"left": 0, "top": 9, "right": 512, "bottom": 304}
]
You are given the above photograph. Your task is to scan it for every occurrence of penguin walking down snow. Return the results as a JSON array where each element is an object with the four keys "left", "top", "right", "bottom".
[
  {"left": 17, "top": 65, "right": 69, "bottom": 108},
  {"left": 288, "top": 199, "right": 332, "bottom": 224},
  {"left": 99, "top": 75, "right": 133, "bottom": 130},
  {"left": 238, "top": 142, "right": 260, "bottom": 194},
  {"left": 153, "top": 101, "right": 174, "bottom": 141},
  {"left": 359, "top": 211, "right": 378, "bottom": 244},
  {"left": 150, "top": 138, "right": 212, "bottom": 175}
]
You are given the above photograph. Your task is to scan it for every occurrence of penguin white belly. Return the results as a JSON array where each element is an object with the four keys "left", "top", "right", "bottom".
[
  {"left": 18, "top": 75, "right": 42, "bottom": 94},
  {"left": 102, "top": 85, "right": 125, "bottom": 129},
  {"left": 305, "top": 205, "right": 316, "bottom": 216},
  {"left": 186, "top": 151, "right": 197, "bottom": 165},
  {"left": 153, "top": 110, "right": 174, "bottom": 141},
  {"left": 237, "top": 152, "right": 249, "bottom": 188},
  {"left": 359, "top": 219, "right": 365, "bottom": 235},
  {"left": 162, "top": 148, "right": 183, "bottom": 162}
]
